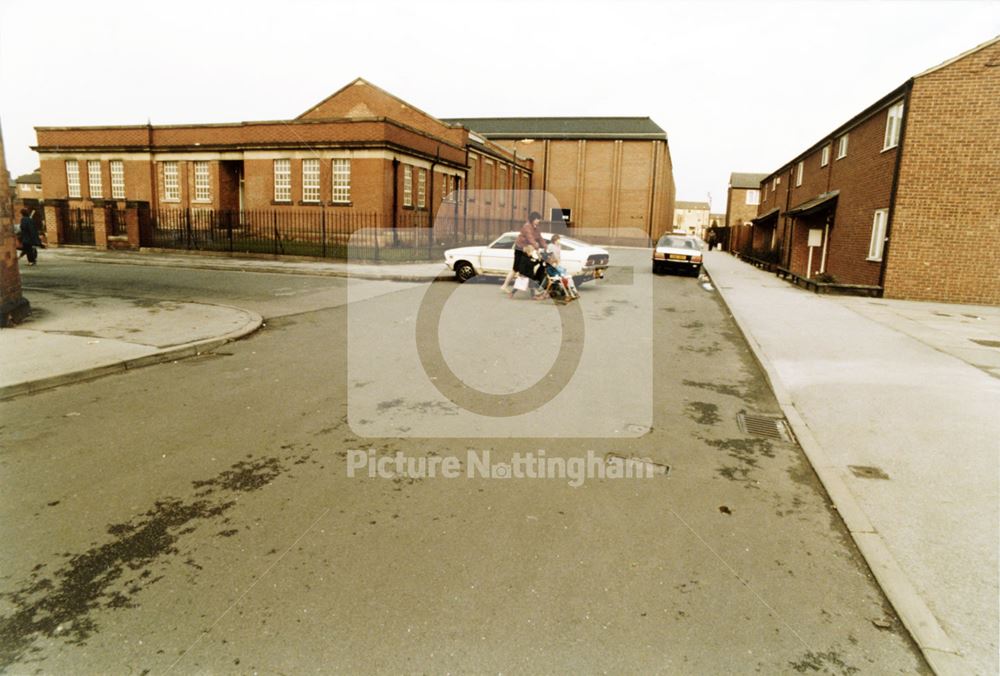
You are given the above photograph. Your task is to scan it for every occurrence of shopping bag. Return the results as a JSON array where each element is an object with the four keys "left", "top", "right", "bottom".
[{"left": 514, "top": 276, "right": 529, "bottom": 291}]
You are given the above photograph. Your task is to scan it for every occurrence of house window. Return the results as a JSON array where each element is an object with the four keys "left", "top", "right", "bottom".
[
  {"left": 771, "top": 178, "right": 776, "bottom": 192},
  {"left": 332, "top": 159, "right": 351, "bottom": 203},
  {"left": 868, "top": 208, "right": 888, "bottom": 261},
  {"left": 795, "top": 161, "right": 804, "bottom": 187},
  {"left": 274, "top": 159, "right": 291, "bottom": 202},
  {"left": 417, "top": 169, "right": 426, "bottom": 209},
  {"left": 163, "top": 162, "right": 180, "bottom": 201},
  {"left": 194, "top": 161, "right": 211, "bottom": 202},
  {"left": 442, "top": 173, "right": 451, "bottom": 202},
  {"left": 884, "top": 101, "right": 904, "bottom": 150},
  {"left": 483, "top": 161, "right": 494, "bottom": 203},
  {"left": 403, "top": 165, "right": 413, "bottom": 207},
  {"left": 837, "top": 134, "right": 849, "bottom": 159},
  {"left": 111, "top": 160, "right": 125, "bottom": 199},
  {"left": 821, "top": 145, "right": 831, "bottom": 167},
  {"left": 498, "top": 166, "right": 507, "bottom": 206},
  {"left": 468, "top": 156, "right": 478, "bottom": 198},
  {"left": 66, "top": 161, "right": 81, "bottom": 198},
  {"left": 745, "top": 189, "right": 760, "bottom": 206},
  {"left": 87, "top": 160, "right": 103, "bottom": 199},
  {"left": 302, "top": 159, "right": 320, "bottom": 203}
]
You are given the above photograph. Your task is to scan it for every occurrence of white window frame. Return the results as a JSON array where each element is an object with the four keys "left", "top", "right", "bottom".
[
  {"left": 745, "top": 189, "right": 760, "bottom": 206},
  {"left": 403, "top": 165, "right": 413, "bottom": 207},
  {"left": 273, "top": 159, "right": 291, "bottom": 202},
  {"left": 417, "top": 169, "right": 426, "bottom": 209},
  {"left": 332, "top": 159, "right": 351, "bottom": 203},
  {"left": 87, "top": 160, "right": 103, "bottom": 199},
  {"left": 110, "top": 160, "right": 125, "bottom": 199},
  {"left": 837, "top": 134, "right": 849, "bottom": 160},
  {"left": 821, "top": 145, "right": 831, "bottom": 167},
  {"left": 795, "top": 161, "right": 804, "bottom": 187},
  {"left": 66, "top": 161, "right": 81, "bottom": 198},
  {"left": 868, "top": 208, "right": 888, "bottom": 261},
  {"left": 194, "top": 161, "right": 211, "bottom": 202},
  {"left": 163, "top": 161, "right": 180, "bottom": 201},
  {"left": 883, "top": 101, "right": 904, "bottom": 150},
  {"left": 302, "top": 158, "right": 320, "bottom": 203}
]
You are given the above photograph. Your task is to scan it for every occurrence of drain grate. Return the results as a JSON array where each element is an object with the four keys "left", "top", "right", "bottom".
[{"left": 737, "top": 413, "right": 793, "bottom": 442}]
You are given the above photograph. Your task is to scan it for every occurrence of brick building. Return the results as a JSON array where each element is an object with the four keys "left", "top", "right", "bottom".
[
  {"left": 725, "top": 172, "right": 766, "bottom": 253},
  {"left": 33, "top": 79, "right": 532, "bottom": 252},
  {"left": 442, "top": 117, "right": 675, "bottom": 240},
  {"left": 673, "top": 200, "right": 710, "bottom": 237},
  {"left": 748, "top": 36, "right": 1000, "bottom": 304}
]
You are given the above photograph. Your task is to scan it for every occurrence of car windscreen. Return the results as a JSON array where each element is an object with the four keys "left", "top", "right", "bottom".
[{"left": 658, "top": 236, "right": 696, "bottom": 249}]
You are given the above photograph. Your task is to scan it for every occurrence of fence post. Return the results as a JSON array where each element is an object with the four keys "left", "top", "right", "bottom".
[
  {"left": 272, "top": 211, "right": 279, "bottom": 256},
  {"left": 185, "top": 208, "right": 192, "bottom": 249},
  {"left": 321, "top": 208, "right": 327, "bottom": 258}
]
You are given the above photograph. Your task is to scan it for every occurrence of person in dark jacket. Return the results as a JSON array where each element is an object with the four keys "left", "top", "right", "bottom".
[{"left": 18, "top": 209, "right": 43, "bottom": 265}]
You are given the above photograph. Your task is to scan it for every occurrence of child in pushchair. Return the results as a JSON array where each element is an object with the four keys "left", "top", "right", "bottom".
[{"left": 541, "top": 234, "right": 580, "bottom": 303}]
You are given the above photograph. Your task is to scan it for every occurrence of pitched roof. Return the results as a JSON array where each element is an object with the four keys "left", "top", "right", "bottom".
[
  {"left": 441, "top": 117, "right": 667, "bottom": 140},
  {"left": 675, "top": 201, "right": 710, "bottom": 210},
  {"left": 15, "top": 171, "right": 41, "bottom": 184},
  {"left": 915, "top": 34, "right": 1000, "bottom": 78},
  {"left": 729, "top": 172, "right": 768, "bottom": 189}
]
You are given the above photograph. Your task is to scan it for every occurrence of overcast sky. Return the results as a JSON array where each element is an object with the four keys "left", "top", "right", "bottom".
[{"left": 1, "top": 0, "right": 997, "bottom": 213}]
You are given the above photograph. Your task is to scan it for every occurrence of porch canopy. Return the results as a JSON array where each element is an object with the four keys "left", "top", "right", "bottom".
[
  {"left": 751, "top": 207, "right": 779, "bottom": 225},
  {"left": 787, "top": 190, "right": 839, "bottom": 217}
]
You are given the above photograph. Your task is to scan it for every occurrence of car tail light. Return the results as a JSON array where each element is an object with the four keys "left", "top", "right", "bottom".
[{"left": 692, "top": 255, "right": 703, "bottom": 263}]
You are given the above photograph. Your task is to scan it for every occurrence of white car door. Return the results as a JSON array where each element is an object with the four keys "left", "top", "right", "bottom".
[{"left": 480, "top": 234, "right": 517, "bottom": 274}]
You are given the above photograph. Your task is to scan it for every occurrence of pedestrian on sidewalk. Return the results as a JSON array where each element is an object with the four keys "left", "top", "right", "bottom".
[
  {"left": 503, "top": 211, "right": 545, "bottom": 297},
  {"left": 17, "top": 209, "right": 43, "bottom": 266}
]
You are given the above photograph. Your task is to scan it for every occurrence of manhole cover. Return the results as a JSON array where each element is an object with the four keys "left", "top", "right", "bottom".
[
  {"left": 971, "top": 339, "right": 1000, "bottom": 349},
  {"left": 736, "top": 413, "right": 793, "bottom": 442},
  {"left": 848, "top": 465, "right": 890, "bottom": 480}
]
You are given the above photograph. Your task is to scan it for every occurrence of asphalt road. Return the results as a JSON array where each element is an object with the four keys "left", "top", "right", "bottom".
[{"left": 0, "top": 251, "right": 928, "bottom": 674}]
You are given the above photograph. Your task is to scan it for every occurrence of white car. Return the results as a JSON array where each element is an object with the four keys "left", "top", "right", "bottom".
[
  {"left": 444, "top": 232, "right": 610, "bottom": 283},
  {"left": 652, "top": 234, "right": 703, "bottom": 276}
]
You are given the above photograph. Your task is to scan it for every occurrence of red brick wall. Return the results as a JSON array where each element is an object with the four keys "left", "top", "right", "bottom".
[
  {"left": 726, "top": 186, "right": 762, "bottom": 228},
  {"left": 886, "top": 39, "right": 1000, "bottom": 305}
]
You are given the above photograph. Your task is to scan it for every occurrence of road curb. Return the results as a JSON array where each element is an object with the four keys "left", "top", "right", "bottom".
[
  {"left": 704, "top": 261, "right": 966, "bottom": 676},
  {"left": 43, "top": 249, "right": 444, "bottom": 282},
  {"left": 0, "top": 308, "right": 264, "bottom": 401}
]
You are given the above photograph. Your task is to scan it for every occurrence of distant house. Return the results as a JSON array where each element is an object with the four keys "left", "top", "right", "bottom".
[
  {"left": 725, "top": 172, "right": 767, "bottom": 253},
  {"left": 15, "top": 170, "right": 42, "bottom": 200},
  {"left": 673, "top": 200, "right": 710, "bottom": 237},
  {"left": 442, "top": 117, "right": 675, "bottom": 239},
  {"left": 748, "top": 36, "right": 1000, "bottom": 304}
]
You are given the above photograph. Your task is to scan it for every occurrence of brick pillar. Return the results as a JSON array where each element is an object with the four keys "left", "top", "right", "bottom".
[
  {"left": 92, "top": 204, "right": 109, "bottom": 250},
  {"left": 125, "top": 207, "right": 141, "bottom": 249},
  {"left": 43, "top": 203, "right": 61, "bottom": 245},
  {"left": 0, "top": 119, "right": 30, "bottom": 326}
]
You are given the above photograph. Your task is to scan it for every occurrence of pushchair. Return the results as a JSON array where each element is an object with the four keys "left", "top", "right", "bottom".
[{"left": 540, "top": 253, "right": 579, "bottom": 304}]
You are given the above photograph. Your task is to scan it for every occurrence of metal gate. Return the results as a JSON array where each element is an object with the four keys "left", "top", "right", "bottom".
[{"left": 61, "top": 206, "right": 96, "bottom": 245}]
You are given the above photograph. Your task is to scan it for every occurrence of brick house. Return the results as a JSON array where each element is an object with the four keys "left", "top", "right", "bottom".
[
  {"left": 33, "top": 79, "right": 532, "bottom": 252},
  {"left": 725, "top": 172, "right": 766, "bottom": 254},
  {"left": 442, "top": 117, "right": 675, "bottom": 240},
  {"left": 673, "top": 200, "right": 710, "bottom": 237},
  {"left": 749, "top": 36, "right": 1000, "bottom": 304}
]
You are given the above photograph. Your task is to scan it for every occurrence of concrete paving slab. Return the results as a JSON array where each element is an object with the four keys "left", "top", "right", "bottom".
[{"left": 704, "top": 251, "right": 999, "bottom": 676}]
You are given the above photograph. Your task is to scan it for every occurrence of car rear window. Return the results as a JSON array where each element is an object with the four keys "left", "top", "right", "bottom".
[{"left": 658, "top": 236, "right": 696, "bottom": 249}]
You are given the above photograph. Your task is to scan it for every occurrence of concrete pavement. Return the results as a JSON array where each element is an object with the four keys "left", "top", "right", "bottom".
[{"left": 704, "top": 251, "right": 1000, "bottom": 676}]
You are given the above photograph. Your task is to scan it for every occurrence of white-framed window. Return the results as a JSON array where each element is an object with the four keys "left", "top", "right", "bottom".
[
  {"left": 273, "top": 159, "right": 291, "bottom": 202},
  {"left": 403, "top": 165, "right": 413, "bottom": 207},
  {"left": 795, "top": 161, "right": 804, "bottom": 187},
  {"left": 884, "top": 101, "right": 904, "bottom": 150},
  {"left": 302, "top": 159, "right": 320, "bottom": 203},
  {"left": 745, "top": 189, "right": 760, "bottom": 206},
  {"left": 66, "top": 161, "right": 81, "bottom": 198},
  {"left": 194, "top": 161, "right": 211, "bottom": 202},
  {"left": 417, "top": 169, "right": 426, "bottom": 208},
  {"left": 87, "top": 160, "right": 103, "bottom": 198},
  {"left": 332, "top": 159, "right": 351, "bottom": 203},
  {"left": 163, "top": 161, "right": 180, "bottom": 201},
  {"left": 837, "top": 134, "right": 849, "bottom": 159},
  {"left": 868, "top": 208, "right": 888, "bottom": 261},
  {"left": 110, "top": 160, "right": 125, "bottom": 199},
  {"left": 442, "top": 173, "right": 451, "bottom": 202},
  {"left": 821, "top": 144, "right": 831, "bottom": 167},
  {"left": 771, "top": 177, "right": 776, "bottom": 192}
]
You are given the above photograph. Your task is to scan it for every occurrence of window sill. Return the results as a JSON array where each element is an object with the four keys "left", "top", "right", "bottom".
[
  {"left": 880, "top": 144, "right": 898, "bottom": 154},
  {"left": 329, "top": 201, "right": 353, "bottom": 207},
  {"left": 866, "top": 256, "right": 883, "bottom": 262},
  {"left": 297, "top": 200, "right": 323, "bottom": 206},
  {"left": 271, "top": 200, "right": 293, "bottom": 206}
]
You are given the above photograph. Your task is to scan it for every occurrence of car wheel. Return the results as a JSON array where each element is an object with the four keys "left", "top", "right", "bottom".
[
  {"left": 454, "top": 261, "right": 476, "bottom": 283},
  {"left": 652, "top": 262, "right": 661, "bottom": 275},
  {"left": 691, "top": 266, "right": 701, "bottom": 277}
]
